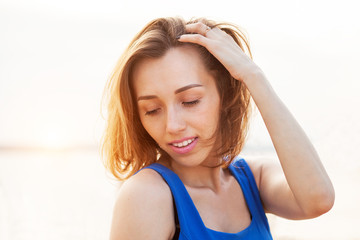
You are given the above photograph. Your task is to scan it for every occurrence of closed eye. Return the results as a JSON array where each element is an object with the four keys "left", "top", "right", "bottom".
[
  {"left": 145, "top": 108, "right": 160, "bottom": 116},
  {"left": 183, "top": 99, "right": 200, "bottom": 106}
]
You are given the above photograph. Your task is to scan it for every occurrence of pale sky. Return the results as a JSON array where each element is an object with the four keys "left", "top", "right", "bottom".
[{"left": 0, "top": 0, "right": 359, "bottom": 149}]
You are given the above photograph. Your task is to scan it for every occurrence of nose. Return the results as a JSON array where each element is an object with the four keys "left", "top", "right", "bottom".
[{"left": 165, "top": 107, "right": 186, "bottom": 134}]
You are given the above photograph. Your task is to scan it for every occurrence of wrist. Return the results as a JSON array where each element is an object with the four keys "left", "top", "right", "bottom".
[{"left": 241, "top": 68, "right": 267, "bottom": 88}]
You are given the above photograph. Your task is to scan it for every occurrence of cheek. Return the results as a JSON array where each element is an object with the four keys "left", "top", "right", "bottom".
[
  {"left": 140, "top": 117, "right": 163, "bottom": 142},
  {"left": 197, "top": 98, "right": 220, "bottom": 134},
  {"left": 208, "top": 110, "right": 220, "bottom": 134}
]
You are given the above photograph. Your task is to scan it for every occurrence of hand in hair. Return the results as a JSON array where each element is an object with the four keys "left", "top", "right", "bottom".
[{"left": 177, "top": 22, "right": 263, "bottom": 84}]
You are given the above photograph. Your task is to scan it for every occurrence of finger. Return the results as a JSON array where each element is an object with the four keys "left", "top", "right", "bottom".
[
  {"left": 185, "top": 22, "right": 211, "bottom": 36},
  {"left": 177, "top": 33, "right": 210, "bottom": 48}
]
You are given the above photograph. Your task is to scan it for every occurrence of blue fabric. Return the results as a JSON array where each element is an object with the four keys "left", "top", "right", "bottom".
[{"left": 144, "top": 157, "right": 273, "bottom": 240}]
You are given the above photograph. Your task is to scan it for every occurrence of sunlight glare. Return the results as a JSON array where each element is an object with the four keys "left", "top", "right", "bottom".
[{"left": 38, "top": 124, "right": 69, "bottom": 150}]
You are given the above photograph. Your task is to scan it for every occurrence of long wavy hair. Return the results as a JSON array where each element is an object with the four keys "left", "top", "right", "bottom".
[{"left": 101, "top": 17, "right": 252, "bottom": 180}]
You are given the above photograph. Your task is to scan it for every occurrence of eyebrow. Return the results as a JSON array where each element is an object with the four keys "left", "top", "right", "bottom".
[{"left": 137, "top": 84, "right": 203, "bottom": 101}]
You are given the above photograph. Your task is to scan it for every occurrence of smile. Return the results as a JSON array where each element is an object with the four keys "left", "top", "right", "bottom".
[
  {"left": 171, "top": 138, "right": 196, "bottom": 148},
  {"left": 169, "top": 137, "right": 198, "bottom": 154}
]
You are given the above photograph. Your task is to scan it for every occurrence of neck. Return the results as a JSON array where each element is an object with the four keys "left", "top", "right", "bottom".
[{"left": 169, "top": 159, "right": 228, "bottom": 193}]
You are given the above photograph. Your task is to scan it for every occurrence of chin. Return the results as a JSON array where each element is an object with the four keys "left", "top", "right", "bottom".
[{"left": 167, "top": 150, "right": 215, "bottom": 169}]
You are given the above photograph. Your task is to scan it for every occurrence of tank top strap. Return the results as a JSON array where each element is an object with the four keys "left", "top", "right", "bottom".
[
  {"left": 144, "top": 163, "right": 211, "bottom": 239},
  {"left": 144, "top": 160, "right": 272, "bottom": 239},
  {"left": 228, "top": 157, "right": 271, "bottom": 233}
]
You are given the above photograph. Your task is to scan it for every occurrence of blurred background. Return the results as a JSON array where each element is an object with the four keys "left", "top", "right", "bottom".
[{"left": 0, "top": 0, "right": 359, "bottom": 239}]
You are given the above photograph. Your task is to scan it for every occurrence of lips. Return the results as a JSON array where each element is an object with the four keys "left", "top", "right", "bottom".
[
  {"left": 171, "top": 137, "right": 196, "bottom": 148},
  {"left": 169, "top": 137, "right": 198, "bottom": 154}
]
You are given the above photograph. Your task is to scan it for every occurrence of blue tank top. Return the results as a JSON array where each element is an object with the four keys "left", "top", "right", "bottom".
[{"left": 144, "top": 157, "right": 273, "bottom": 240}]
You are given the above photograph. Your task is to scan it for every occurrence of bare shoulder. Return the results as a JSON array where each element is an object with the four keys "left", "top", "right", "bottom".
[
  {"left": 109, "top": 168, "right": 175, "bottom": 240},
  {"left": 244, "top": 156, "right": 281, "bottom": 190}
]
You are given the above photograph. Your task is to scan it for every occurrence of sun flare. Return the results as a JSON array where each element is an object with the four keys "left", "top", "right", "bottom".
[{"left": 38, "top": 124, "right": 70, "bottom": 150}]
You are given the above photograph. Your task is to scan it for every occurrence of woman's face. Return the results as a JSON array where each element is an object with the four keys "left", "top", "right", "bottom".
[{"left": 133, "top": 46, "right": 221, "bottom": 167}]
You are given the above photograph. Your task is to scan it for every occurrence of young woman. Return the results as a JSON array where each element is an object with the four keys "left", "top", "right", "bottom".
[{"left": 102, "top": 17, "right": 335, "bottom": 240}]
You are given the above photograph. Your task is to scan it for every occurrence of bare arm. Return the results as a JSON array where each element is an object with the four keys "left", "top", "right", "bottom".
[
  {"left": 178, "top": 22, "right": 335, "bottom": 219},
  {"left": 109, "top": 169, "right": 175, "bottom": 240},
  {"left": 244, "top": 73, "right": 335, "bottom": 219}
]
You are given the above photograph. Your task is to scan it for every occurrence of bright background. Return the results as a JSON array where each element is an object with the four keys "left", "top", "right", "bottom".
[{"left": 1, "top": 0, "right": 359, "bottom": 239}]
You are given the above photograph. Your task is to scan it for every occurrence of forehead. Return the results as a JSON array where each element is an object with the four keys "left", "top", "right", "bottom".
[{"left": 132, "top": 46, "right": 214, "bottom": 97}]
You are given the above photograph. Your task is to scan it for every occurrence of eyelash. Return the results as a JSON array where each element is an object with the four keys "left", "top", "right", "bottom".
[
  {"left": 183, "top": 99, "right": 200, "bottom": 106},
  {"left": 145, "top": 109, "right": 159, "bottom": 116},
  {"left": 144, "top": 100, "right": 200, "bottom": 116}
]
